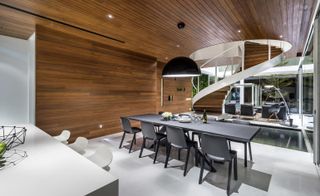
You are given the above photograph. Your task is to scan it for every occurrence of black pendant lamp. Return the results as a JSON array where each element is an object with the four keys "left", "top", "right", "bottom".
[{"left": 162, "top": 56, "right": 201, "bottom": 78}]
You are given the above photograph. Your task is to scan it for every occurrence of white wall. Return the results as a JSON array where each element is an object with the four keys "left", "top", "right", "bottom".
[
  {"left": 0, "top": 34, "right": 35, "bottom": 125},
  {"left": 28, "top": 33, "right": 36, "bottom": 124}
]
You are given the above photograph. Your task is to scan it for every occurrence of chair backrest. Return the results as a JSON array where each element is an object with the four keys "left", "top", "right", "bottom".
[
  {"left": 61, "top": 130, "right": 71, "bottom": 139},
  {"left": 262, "top": 105, "right": 271, "bottom": 118},
  {"left": 277, "top": 106, "right": 287, "bottom": 120},
  {"left": 269, "top": 104, "right": 280, "bottom": 113},
  {"left": 54, "top": 130, "right": 71, "bottom": 143},
  {"left": 201, "top": 134, "right": 231, "bottom": 161},
  {"left": 141, "top": 122, "right": 157, "bottom": 140},
  {"left": 240, "top": 104, "right": 254, "bottom": 116},
  {"left": 75, "top": 136, "right": 88, "bottom": 147},
  {"left": 166, "top": 126, "right": 187, "bottom": 148},
  {"left": 120, "top": 117, "right": 133, "bottom": 133},
  {"left": 225, "top": 103, "right": 236, "bottom": 114},
  {"left": 69, "top": 137, "right": 88, "bottom": 154}
]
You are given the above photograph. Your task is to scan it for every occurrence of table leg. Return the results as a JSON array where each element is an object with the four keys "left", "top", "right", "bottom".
[
  {"left": 248, "top": 142, "right": 253, "bottom": 161},
  {"left": 244, "top": 142, "right": 247, "bottom": 167},
  {"left": 196, "top": 149, "right": 216, "bottom": 172}
]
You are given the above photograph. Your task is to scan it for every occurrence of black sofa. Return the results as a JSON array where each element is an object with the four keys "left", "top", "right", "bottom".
[
  {"left": 224, "top": 103, "right": 236, "bottom": 115},
  {"left": 240, "top": 104, "right": 255, "bottom": 117}
]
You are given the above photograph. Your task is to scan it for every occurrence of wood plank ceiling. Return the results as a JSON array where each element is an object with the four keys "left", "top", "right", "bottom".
[{"left": 0, "top": 0, "right": 317, "bottom": 61}]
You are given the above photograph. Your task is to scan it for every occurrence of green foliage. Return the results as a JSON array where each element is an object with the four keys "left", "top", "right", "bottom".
[
  {"left": 262, "top": 75, "right": 294, "bottom": 100},
  {"left": 0, "top": 142, "right": 6, "bottom": 158},
  {"left": 192, "top": 74, "right": 210, "bottom": 97}
]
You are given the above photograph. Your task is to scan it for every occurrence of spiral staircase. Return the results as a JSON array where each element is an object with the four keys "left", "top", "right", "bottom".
[{"left": 191, "top": 40, "right": 292, "bottom": 113}]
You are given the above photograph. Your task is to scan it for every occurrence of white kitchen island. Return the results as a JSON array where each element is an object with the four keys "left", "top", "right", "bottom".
[{"left": 0, "top": 124, "right": 118, "bottom": 196}]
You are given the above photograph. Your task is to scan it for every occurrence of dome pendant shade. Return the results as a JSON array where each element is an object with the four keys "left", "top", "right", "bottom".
[{"left": 162, "top": 56, "right": 201, "bottom": 78}]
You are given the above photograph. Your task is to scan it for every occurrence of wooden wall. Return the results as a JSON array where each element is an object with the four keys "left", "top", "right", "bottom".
[
  {"left": 36, "top": 25, "right": 191, "bottom": 140},
  {"left": 156, "top": 62, "right": 192, "bottom": 114},
  {"left": 36, "top": 25, "right": 159, "bottom": 140}
]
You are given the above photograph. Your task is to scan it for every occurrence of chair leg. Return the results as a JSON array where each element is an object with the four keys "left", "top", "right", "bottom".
[
  {"left": 183, "top": 148, "right": 191, "bottom": 176},
  {"left": 227, "top": 161, "right": 232, "bottom": 196},
  {"left": 153, "top": 140, "right": 160, "bottom": 164},
  {"left": 164, "top": 143, "right": 171, "bottom": 168},
  {"left": 194, "top": 148, "right": 199, "bottom": 167},
  {"left": 248, "top": 142, "right": 253, "bottom": 161},
  {"left": 119, "top": 132, "right": 126, "bottom": 149},
  {"left": 184, "top": 130, "right": 191, "bottom": 140},
  {"left": 129, "top": 133, "right": 136, "bottom": 153},
  {"left": 199, "top": 155, "right": 205, "bottom": 184},
  {"left": 234, "top": 154, "right": 238, "bottom": 180},
  {"left": 139, "top": 137, "right": 146, "bottom": 158},
  {"left": 178, "top": 148, "right": 181, "bottom": 160},
  {"left": 154, "top": 125, "right": 159, "bottom": 132}
]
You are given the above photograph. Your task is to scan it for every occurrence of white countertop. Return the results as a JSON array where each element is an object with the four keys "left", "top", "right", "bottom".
[{"left": 0, "top": 124, "right": 118, "bottom": 196}]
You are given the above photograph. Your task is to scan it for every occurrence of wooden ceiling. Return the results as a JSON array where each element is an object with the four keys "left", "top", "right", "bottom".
[{"left": 0, "top": 0, "right": 317, "bottom": 60}]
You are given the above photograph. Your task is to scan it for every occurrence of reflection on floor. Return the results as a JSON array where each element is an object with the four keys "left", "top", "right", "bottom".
[
  {"left": 206, "top": 113, "right": 313, "bottom": 152},
  {"left": 91, "top": 132, "right": 320, "bottom": 196},
  {"left": 252, "top": 127, "right": 307, "bottom": 152}
]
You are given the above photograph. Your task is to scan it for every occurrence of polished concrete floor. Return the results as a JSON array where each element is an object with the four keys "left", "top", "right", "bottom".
[{"left": 91, "top": 132, "right": 320, "bottom": 196}]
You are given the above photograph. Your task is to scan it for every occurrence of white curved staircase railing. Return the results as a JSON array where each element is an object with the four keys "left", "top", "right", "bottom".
[{"left": 191, "top": 39, "right": 292, "bottom": 106}]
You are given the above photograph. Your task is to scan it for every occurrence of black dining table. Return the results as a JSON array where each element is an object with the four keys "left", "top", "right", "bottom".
[{"left": 127, "top": 114, "right": 261, "bottom": 167}]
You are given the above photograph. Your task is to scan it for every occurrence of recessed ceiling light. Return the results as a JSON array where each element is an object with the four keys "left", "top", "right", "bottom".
[
  {"left": 106, "top": 14, "right": 113, "bottom": 19},
  {"left": 176, "top": 44, "right": 180, "bottom": 48},
  {"left": 237, "top": 30, "right": 241, "bottom": 33},
  {"left": 279, "top": 35, "right": 283, "bottom": 38},
  {"left": 177, "top": 22, "right": 186, "bottom": 29}
]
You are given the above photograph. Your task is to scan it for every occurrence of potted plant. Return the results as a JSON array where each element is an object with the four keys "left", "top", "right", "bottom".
[
  {"left": 161, "top": 112, "right": 173, "bottom": 121},
  {"left": 0, "top": 142, "right": 6, "bottom": 158},
  {"left": 0, "top": 142, "right": 7, "bottom": 168}
]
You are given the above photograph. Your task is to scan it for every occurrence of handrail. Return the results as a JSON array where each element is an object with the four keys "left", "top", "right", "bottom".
[
  {"left": 223, "top": 64, "right": 237, "bottom": 78},
  {"left": 221, "top": 62, "right": 241, "bottom": 83},
  {"left": 223, "top": 65, "right": 229, "bottom": 78},
  {"left": 191, "top": 77, "right": 197, "bottom": 92},
  {"left": 234, "top": 63, "right": 241, "bottom": 73},
  {"left": 191, "top": 39, "right": 291, "bottom": 104},
  {"left": 190, "top": 39, "right": 291, "bottom": 62},
  {"left": 199, "top": 45, "right": 240, "bottom": 68},
  {"left": 192, "top": 54, "right": 285, "bottom": 105}
]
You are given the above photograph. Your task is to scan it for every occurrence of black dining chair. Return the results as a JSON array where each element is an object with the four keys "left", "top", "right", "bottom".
[
  {"left": 164, "top": 126, "right": 198, "bottom": 176},
  {"left": 154, "top": 111, "right": 166, "bottom": 134},
  {"left": 119, "top": 117, "right": 142, "bottom": 153},
  {"left": 230, "top": 120, "right": 253, "bottom": 165},
  {"left": 139, "top": 122, "right": 166, "bottom": 163},
  {"left": 199, "top": 134, "right": 238, "bottom": 196}
]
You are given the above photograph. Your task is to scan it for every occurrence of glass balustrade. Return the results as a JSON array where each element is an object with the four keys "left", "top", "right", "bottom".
[{"left": 192, "top": 63, "right": 241, "bottom": 97}]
